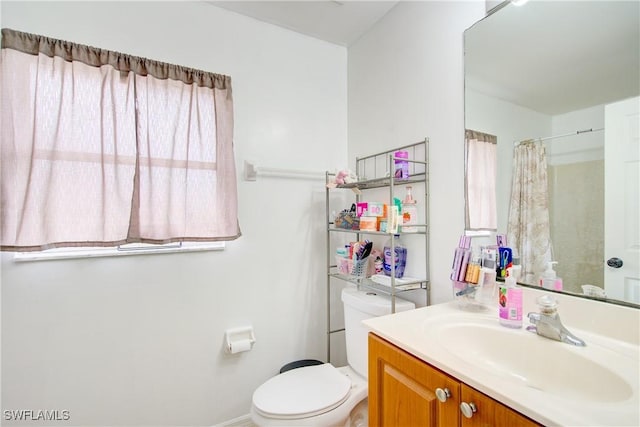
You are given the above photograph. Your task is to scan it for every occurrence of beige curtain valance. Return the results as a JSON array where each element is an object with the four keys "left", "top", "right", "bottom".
[
  {"left": 465, "top": 129, "right": 497, "bottom": 144},
  {"left": 1, "top": 29, "right": 240, "bottom": 251},
  {"left": 1, "top": 28, "right": 231, "bottom": 90}
]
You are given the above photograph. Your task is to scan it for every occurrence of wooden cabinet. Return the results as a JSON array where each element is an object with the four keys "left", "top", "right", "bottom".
[
  {"left": 369, "top": 333, "right": 541, "bottom": 427},
  {"left": 369, "top": 332, "right": 460, "bottom": 426}
]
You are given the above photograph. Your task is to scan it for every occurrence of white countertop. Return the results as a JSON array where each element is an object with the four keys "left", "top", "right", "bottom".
[{"left": 363, "top": 287, "right": 640, "bottom": 427}]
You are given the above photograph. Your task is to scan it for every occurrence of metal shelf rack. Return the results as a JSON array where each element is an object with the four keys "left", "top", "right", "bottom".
[{"left": 325, "top": 138, "right": 430, "bottom": 362}]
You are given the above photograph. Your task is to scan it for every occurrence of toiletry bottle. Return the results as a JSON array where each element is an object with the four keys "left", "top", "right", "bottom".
[
  {"left": 464, "top": 250, "right": 480, "bottom": 284},
  {"left": 477, "top": 262, "right": 497, "bottom": 305},
  {"left": 475, "top": 246, "right": 496, "bottom": 304},
  {"left": 539, "top": 261, "right": 559, "bottom": 290},
  {"left": 401, "top": 186, "right": 418, "bottom": 232},
  {"left": 383, "top": 234, "right": 407, "bottom": 278},
  {"left": 498, "top": 247, "right": 512, "bottom": 278},
  {"left": 554, "top": 275, "right": 563, "bottom": 291},
  {"left": 394, "top": 150, "right": 409, "bottom": 179},
  {"left": 471, "top": 251, "right": 481, "bottom": 284},
  {"left": 374, "top": 256, "right": 383, "bottom": 274},
  {"left": 499, "top": 267, "right": 522, "bottom": 328},
  {"left": 510, "top": 249, "right": 522, "bottom": 283},
  {"left": 482, "top": 264, "right": 497, "bottom": 287},
  {"left": 551, "top": 265, "right": 563, "bottom": 291}
]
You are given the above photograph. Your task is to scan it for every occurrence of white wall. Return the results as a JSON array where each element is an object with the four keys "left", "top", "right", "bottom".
[
  {"left": 549, "top": 105, "right": 605, "bottom": 165},
  {"left": 1, "top": 2, "right": 347, "bottom": 425},
  {"left": 348, "top": 1, "right": 486, "bottom": 304}
]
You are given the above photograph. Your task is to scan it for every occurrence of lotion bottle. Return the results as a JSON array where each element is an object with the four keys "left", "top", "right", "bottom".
[
  {"left": 499, "top": 267, "right": 522, "bottom": 328},
  {"left": 540, "top": 261, "right": 562, "bottom": 290}
]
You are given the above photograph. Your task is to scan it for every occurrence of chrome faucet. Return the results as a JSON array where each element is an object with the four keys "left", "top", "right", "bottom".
[{"left": 526, "top": 295, "right": 586, "bottom": 347}]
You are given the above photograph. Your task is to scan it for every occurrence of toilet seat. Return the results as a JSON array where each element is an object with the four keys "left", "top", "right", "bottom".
[{"left": 252, "top": 363, "right": 352, "bottom": 419}]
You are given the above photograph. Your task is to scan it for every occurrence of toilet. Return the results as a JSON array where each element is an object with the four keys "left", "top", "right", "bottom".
[{"left": 250, "top": 286, "right": 415, "bottom": 426}]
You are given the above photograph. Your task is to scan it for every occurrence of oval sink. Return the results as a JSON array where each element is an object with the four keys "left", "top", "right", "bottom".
[{"left": 424, "top": 317, "right": 634, "bottom": 403}]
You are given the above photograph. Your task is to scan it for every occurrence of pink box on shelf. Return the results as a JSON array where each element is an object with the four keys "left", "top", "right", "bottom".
[{"left": 356, "top": 202, "right": 368, "bottom": 217}]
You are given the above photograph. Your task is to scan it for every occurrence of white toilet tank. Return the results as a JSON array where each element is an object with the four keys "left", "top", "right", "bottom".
[{"left": 341, "top": 287, "right": 415, "bottom": 379}]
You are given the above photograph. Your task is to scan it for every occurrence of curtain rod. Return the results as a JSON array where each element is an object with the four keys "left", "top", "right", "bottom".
[{"left": 514, "top": 127, "right": 604, "bottom": 146}]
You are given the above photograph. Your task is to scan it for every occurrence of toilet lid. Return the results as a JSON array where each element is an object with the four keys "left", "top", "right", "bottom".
[{"left": 252, "top": 363, "right": 352, "bottom": 419}]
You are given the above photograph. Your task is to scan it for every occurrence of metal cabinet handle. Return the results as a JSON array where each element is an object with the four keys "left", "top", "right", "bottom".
[
  {"left": 435, "top": 387, "right": 451, "bottom": 403},
  {"left": 460, "top": 402, "right": 477, "bottom": 418}
]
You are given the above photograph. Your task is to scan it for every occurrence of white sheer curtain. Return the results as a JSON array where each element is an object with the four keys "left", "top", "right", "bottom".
[
  {"left": 1, "top": 28, "right": 240, "bottom": 251},
  {"left": 465, "top": 130, "right": 497, "bottom": 230},
  {"left": 507, "top": 140, "right": 552, "bottom": 284},
  {"left": 132, "top": 75, "right": 237, "bottom": 241}
]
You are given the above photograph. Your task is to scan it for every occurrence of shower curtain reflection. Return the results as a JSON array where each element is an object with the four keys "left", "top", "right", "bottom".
[{"left": 507, "top": 140, "right": 553, "bottom": 284}]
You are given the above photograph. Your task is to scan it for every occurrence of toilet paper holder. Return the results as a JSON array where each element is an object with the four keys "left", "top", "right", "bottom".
[{"left": 224, "top": 326, "right": 256, "bottom": 354}]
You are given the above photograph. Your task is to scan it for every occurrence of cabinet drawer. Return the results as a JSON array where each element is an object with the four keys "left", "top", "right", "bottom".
[{"left": 460, "top": 384, "right": 541, "bottom": 427}]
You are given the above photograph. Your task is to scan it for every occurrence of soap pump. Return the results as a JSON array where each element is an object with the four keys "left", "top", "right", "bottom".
[
  {"left": 540, "top": 261, "right": 562, "bottom": 291},
  {"left": 499, "top": 267, "right": 522, "bottom": 328}
]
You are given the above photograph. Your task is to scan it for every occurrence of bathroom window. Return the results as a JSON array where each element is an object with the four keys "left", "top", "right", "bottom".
[
  {"left": 0, "top": 28, "right": 241, "bottom": 253},
  {"left": 465, "top": 129, "right": 497, "bottom": 231}
]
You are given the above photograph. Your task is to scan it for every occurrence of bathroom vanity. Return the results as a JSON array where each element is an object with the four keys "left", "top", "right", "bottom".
[
  {"left": 369, "top": 333, "right": 539, "bottom": 426},
  {"left": 364, "top": 287, "right": 640, "bottom": 426}
]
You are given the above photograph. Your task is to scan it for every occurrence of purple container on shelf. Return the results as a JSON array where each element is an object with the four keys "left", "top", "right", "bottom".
[
  {"left": 394, "top": 150, "right": 409, "bottom": 180},
  {"left": 383, "top": 234, "right": 407, "bottom": 278}
]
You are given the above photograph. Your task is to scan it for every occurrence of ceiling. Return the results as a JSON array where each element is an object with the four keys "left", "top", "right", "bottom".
[
  {"left": 207, "top": 1, "right": 398, "bottom": 46},
  {"left": 205, "top": 1, "right": 639, "bottom": 116},
  {"left": 465, "top": 1, "right": 640, "bottom": 115}
]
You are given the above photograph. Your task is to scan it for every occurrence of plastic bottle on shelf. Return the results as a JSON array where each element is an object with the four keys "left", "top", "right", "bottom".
[
  {"left": 383, "top": 234, "right": 407, "bottom": 278},
  {"left": 374, "top": 256, "right": 383, "bottom": 274},
  {"left": 401, "top": 186, "right": 418, "bottom": 232}
]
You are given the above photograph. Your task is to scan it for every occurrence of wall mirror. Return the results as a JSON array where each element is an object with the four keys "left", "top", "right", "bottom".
[{"left": 464, "top": 0, "right": 639, "bottom": 307}]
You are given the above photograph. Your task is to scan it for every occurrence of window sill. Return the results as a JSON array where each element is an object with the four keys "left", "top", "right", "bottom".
[{"left": 13, "top": 242, "right": 225, "bottom": 262}]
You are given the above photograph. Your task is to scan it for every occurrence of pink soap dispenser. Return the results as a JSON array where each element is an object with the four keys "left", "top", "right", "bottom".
[{"left": 499, "top": 267, "right": 523, "bottom": 328}]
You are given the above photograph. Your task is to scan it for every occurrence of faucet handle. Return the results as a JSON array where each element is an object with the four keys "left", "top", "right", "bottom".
[
  {"left": 527, "top": 312, "right": 541, "bottom": 324},
  {"left": 536, "top": 295, "right": 558, "bottom": 315}
]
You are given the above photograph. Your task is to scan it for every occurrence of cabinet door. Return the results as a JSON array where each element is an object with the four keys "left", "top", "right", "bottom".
[
  {"left": 460, "top": 384, "right": 541, "bottom": 427},
  {"left": 369, "top": 333, "right": 460, "bottom": 427}
]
